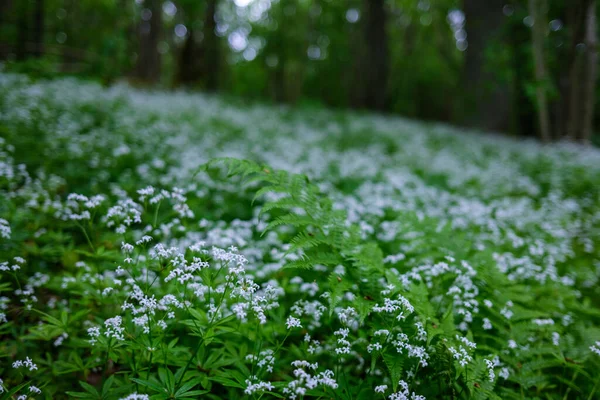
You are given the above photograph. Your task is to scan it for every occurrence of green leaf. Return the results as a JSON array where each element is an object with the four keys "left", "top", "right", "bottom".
[
  {"left": 383, "top": 352, "right": 404, "bottom": 392},
  {"left": 158, "top": 367, "right": 175, "bottom": 393},
  {"left": 79, "top": 381, "right": 100, "bottom": 397},
  {"left": 208, "top": 376, "right": 245, "bottom": 389},
  {"left": 102, "top": 374, "right": 115, "bottom": 397},
  {"left": 175, "top": 377, "right": 205, "bottom": 396},
  {"left": 176, "top": 390, "right": 210, "bottom": 398},
  {"left": 65, "top": 392, "right": 97, "bottom": 399},
  {"left": 2, "top": 382, "right": 31, "bottom": 399},
  {"left": 130, "top": 378, "right": 166, "bottom": 393}
]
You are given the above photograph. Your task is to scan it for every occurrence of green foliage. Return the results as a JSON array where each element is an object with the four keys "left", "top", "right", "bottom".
[{"left": 0, "top": 74, "right": 599, "bottom": 399}]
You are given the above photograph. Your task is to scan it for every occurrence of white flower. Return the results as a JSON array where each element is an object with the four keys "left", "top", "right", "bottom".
[
  {"left": 533, "top": 318, "right": 554, "bottom": 326},
  {"left": 590, "top": 341, "right": 600, "bottom": 356},
  {"left": 375, "top": 384, "right": 388, "bottom": 393},
  {"left": 29, "top": 385, "right": 42, "bottom": 394},
  {"left": 286, "top": 316, "right": 302, "bottom": 329},
  {"left": 121, "top": 242, "right": 134, "bottom": 253},
  {"left": 12, "top": 357, "right": 38, "bottom": 371},
  {"left": 120, "top": 394, "right": 150, "bottom": 400},
  {"left": 483, "top": 318, "right": 492, "bottom": 330},
  {"left": 88, "top": 326, "right": 101, "bottom": 345},
  {"left": 0, "top": 218, "right": 10, "bottom": 239}
]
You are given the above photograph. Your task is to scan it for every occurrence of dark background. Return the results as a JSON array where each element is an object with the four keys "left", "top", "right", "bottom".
[{"left": 0, "top": 0, "right": 598, "bottom": 144}]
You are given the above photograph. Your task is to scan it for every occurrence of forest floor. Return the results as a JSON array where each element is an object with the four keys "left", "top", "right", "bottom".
[{"left": 1, "top": 73, "right": 600, "bottom": 399}]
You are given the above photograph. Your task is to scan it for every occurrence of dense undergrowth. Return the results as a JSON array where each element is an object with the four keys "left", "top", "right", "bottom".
[{"left": 1, "top": 73, "right": 600, "bottom": 399}]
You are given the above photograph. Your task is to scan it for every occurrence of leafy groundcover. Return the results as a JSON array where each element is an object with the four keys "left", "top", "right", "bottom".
[{"left": 1, "top": 73, "right": 600, "bottom": 399}]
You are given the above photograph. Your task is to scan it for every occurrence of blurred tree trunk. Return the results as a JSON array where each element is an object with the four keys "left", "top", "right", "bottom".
[
  {"left": 564, "top": 0, "right": 597, "bottom": 144},
  {"left": 177, "top": 31, "right": 199, "bottom": 85},
  {"left": 528, "top": 0, "right": 551, "bottom": 143},
  {"left": 136, "top": 0, "right": 162, "bottom": 83},
  {"left": 565, "top": 1, "right": 586, "bottom": 140},
  {"left": 463, "top": 0, "right": 510, "bottom": 132},
  {"left": 16, "top": 0, "right": 28, "bottom": 61},
  {"left": 201, "top": 0, "right": 219, "bottom": 91},
  {"left": 32, "top": 0, "right": 45, "bottom": 58},
  {"left": 362, "top": 0, "right": 388, "bottom": 111},
  {"left": 580, "top": 0, "right": 597, "bottom": 144}
]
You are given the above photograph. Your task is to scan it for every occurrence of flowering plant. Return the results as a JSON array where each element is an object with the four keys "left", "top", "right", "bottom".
[{"left": 1, "top": 74, "right": 600, "bottom": 399}]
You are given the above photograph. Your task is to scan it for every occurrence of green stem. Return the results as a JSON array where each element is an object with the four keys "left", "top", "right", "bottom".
[
  {"left": 176, "top": 266, "right": 231, "bottom": 389},
  {"left": 153, "top": 201, "right": 161, "bottom": 228},
  {"left": 587, "top": 380, "right": 599, "bottom": 400},
  {"left": 77, "top": 223, "right": 95, "bottom": 253}
]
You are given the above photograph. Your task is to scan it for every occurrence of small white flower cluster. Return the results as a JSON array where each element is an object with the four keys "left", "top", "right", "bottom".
[
  {"left": 286, "top": 316, "right": 302, "bottom": 329},
  {"left": 448, "top": 346, "right": 473, "bottom": 367},
  {"left": 397, "top": 259, "right": 478, "bottom": 330},
  {"left": 88, "top": 316, "right": 126, "bottom": 344},
  {"left": 482, "top": 318, "right": 493, "bottom": 330},
  {"left": 122, "top": 285, "right": 184, "bottom": 333},
  {"left": 290, "top": 300, "right": 327, "bottom": 330},
  {"left": 105, "top": 316, "right": 125, "bottom": 340},
  {"left": 533, "top": 318, "right": 555, "bottom": 326},
  {"left": 493, "top": 252, "right": 572, "bottom": 285},
  {"left": 244, "top": 376, "right": 275, "bottom": 395},
  {"left": 223, "top": 248, "right": 281, "bottom": 325},
  {"left": 0, "top": 218, "right": 10, "bottom": 239},
  {"left": 414, "top": 322, "right": 427, "bottom": 342},
  {"left": 138, "top": 186, "right": 194, "bottom": 219},
  {"left": 0, "top": 256, "right": 25, "bottom": 272},
  {"left": 367, "top": 329, "right": 390, "bottom": 353},
  {"left": 392, "top": 333, "right": 430, "bottom": 367},
  {"left": 246, "top": 349, "right": 275, "bottom": 373},
  {"left": 13, "top": 357, "right": 38, "bottom": 371},
  {"left": 375, "top": 384, "right": 388, "bottom": 393},
  {"left": 334, "top": 327, "right": 351, "bottom": 355},
  {"left": 388, "top": 380, "right": 426, "bottom": 400},
  {"left": 590, "top": 341, "right": 600, "bottom": 356},
  {"left": 13, "top": 271, "right": 42, "bottom": 311},
  {"left": 119, "top": 394, "right": 150, "bottom": 400},
  {"left": 54, "top": 332, "right": 69, "bottom": 347},
  {"left": 29, "top": 385, "right": 42, "bottom": 394},
  {"left": 163, "top": 253, "right": 209, "bottom": 284},
  {"left": 373, "top": 295, "right": 415, "bottom": 321},
  {"left": 58, "top": 193, "right": 105, "bottom": 221},
  {"left": 448, "top": 335, "right": 477, "bottom": 367},
  {"left": 105, "top": 199, "right": 143, "bottom": 233},
  {"left": 484, "top": 356, "right": 501, "bottom": 382},
  {"left": 304, "top": 333, "right": 324, "bottom": 355},
  {"left": 135, "top": 235, "right": 153, "bottom": 246},
  {"left": 500, "top": 301, "right": 514, "bottom": 320},
  {"left": 282, "top": 360, "right": 338, "bottom": 399}
]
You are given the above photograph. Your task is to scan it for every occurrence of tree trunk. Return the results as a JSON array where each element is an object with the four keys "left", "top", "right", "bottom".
[
  {"left": 580, "top": 0, "right": 597, "bottom": 144},
  {"left": 565, "top": 1, "right": 586, "bottom": 140},
  {"left": 564, "top": 0, "right": 597, "bottom": 143},
  {"left": 528, "top": 0, "right": 551, "bottom": 142},
  {"left": 202, "top": 0, "right": 219, "bottom": 91},
  {"left": 463, "top": 0, "right": 511, "bottom": 132},
  {"left": 362, "top": 0, "right": 389, "bottom": 111},
  {"left": 32, "top": 0, "right": 45, "bottom": 58},
  {"left": 177, "top": 31, "right": 199, "bottom": 85},
  {"left": 15, "top": 0, "right": 28, "bottom": 61},
  {"left": 136, "top": 0, "right": 162, "bottom": 83}
]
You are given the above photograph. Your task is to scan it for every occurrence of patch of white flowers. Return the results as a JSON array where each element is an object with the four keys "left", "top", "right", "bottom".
[{"left": 1, "top": 73, "right": 600, "bottom": 398}]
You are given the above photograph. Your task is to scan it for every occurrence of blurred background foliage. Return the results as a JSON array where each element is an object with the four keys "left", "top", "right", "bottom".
[{"left": 0, "top": 0, "right": 598, "bottom": 144}]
